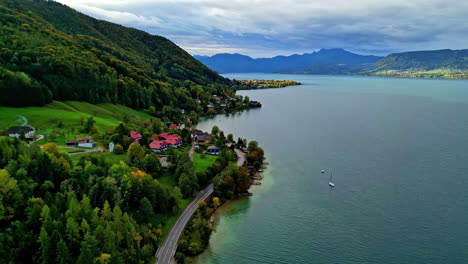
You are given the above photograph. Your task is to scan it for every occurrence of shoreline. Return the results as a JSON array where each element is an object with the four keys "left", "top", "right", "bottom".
[{"left": 188, "top": 158, "right": 270, "bottom": 263}]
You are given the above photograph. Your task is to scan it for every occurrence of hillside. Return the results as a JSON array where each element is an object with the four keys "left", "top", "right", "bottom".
[
  {"left": 0, "top": 0, "right": 230, "bottom": 108},
  {"left": 371, "top": 49, "right": 468, "bottom": 71},
  {"left": 0, "top": 101, "right": 152, "bottom": 129},
  {"left": 195, "top": 48, "right": 382, "bottom": 73}
]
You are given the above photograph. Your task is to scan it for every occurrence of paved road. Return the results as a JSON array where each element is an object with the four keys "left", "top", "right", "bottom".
[
  {"left": 155, "top": 184, "right": 213, "bottom": 264},
  {"left": 154, "top": 148, "right": 246, "bottom": 264},
  {"left": 234, "top": 148, "right": 246, "bottom": 166}
]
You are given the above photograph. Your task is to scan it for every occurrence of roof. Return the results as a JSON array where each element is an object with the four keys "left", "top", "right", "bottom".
[
  {"left": 130, "top": 131, "right": 142, "bottom": 139},
  {"left": 9, "top": 126, "right": 34, "bottom": 134},
  {"left": 192, "top": 129, "right": 204, "bottom": 136},
  {"left": 76, "top": 136, "right": 92, "bottom": 140},
  {"left": 169, "top": 124, "right": 178, "bottom": 129},
  {"left": 166, "top": 137, "right": 182, "bottom": 145},
  {"left": 207, "top": 146, "right": 221, "bottom": 150},
  {"left": 196, "top": 134, "right": 210, "bottom": 141},
  {"left": 158, "top": 132, "right": 171, "bottom": 139},
  {"left": 149, "top": 140, "right": 168, "bottom": 149}
]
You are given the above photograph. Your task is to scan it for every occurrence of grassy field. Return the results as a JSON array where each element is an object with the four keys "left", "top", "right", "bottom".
[
  {"left": 0, "top": 100, "right": 153, "bottom": 145},
  {"left": 193, "top": 152, "right": 218, "bottom": 173},
  {"left": 69, "top": 151, "right": 128, "bottom": 163},
  {"left": 0, "top": 100, "right": 152, "bottom": 131}
]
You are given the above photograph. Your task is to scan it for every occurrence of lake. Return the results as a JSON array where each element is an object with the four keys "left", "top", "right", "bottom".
[{"left": 195, "top": 74, "right": 468, "bottom": 264}]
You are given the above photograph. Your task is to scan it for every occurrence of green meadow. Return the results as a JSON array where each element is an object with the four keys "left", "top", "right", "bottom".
[
  {"left": 193, "top": 152, "right": 218, "bottom": 173},
  {"left": 0, "top": 101, "right": 152, "bottom": 129},
  {"left": 0, "top": 101, "right": 153, "bottom": 145}
]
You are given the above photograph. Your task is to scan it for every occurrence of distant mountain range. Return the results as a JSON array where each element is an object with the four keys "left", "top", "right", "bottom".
[
  {"left": 194, "top": 48, "right": 382, "bottom": 74},
  {"left": 195, "top": 49, "right": 468, "bottom": 78}
]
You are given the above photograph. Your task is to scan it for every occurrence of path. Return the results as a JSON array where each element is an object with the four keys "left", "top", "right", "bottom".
[
  {"left": 188, "top": 143, "right": 195, "bottom": 161},
  {"left": 60, "top": 145, "right": 101, "bottom": 155},
  {"left": 155, "top": 184, "right": 213, "bottom": 264},
  {"left": 234, "top": 148, "right": 246, "bottom": 166}
]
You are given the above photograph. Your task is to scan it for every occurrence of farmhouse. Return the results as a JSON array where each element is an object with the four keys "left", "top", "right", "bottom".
[
  {"left": 149, "top": 140, "right": 169, "bottom": 152},
  {"left": 158, "top": 132, "right": 171, "bottom": 140},
  {"left": 66, "top": 136, "right": 93, "bottom": 147},
  {"left": 166, "top": 136, "right": 183, "bottom": 147},
  {"left": 130, "top": 131, "right": 142, "bottom": 142},
  {"left": 151, "top": 132, "right": 183, "bottom": 150},
  {"left": 191, "top": 129, "right": 204, "bottom": 138},
  {"left": 191, "top": 129, "right": 210, "bottom": 143},
  {"left": 8, "top": 126, "right": 35, "bottom": 139},
  {"left": 195, "top": 134, "right": 210, "bottom": 143},
  {"left": 206, "top": 146, "right": 221, "bottom": 155}
]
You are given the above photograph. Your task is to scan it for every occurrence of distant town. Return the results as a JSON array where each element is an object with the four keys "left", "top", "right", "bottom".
[{"left": 234, "top": 79, "right": 301, "bottom": 90}]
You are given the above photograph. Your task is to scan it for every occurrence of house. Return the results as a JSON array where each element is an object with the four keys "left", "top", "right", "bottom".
[
  {"left": 191, "top": 129, "right": 204, "bottom": 138},
  {"left": 67, "top": 136, "right": 93, "bottom": 147},
  {"left": 195, "top": 134, "right": 211, "bottom": 143},
  {"left": 66, "top": 140, "right": 78, "bottom": 146},
  {"left": 169, "top": 124, "right": 178, "bottom": 129},
  {"left": 76, "top": 136, "right": 93, "bottom": 147},
  {"left": 206, "top": 146, "right": 221, "bottom": 155},
  {"left": 158, "top": 132, "right": 171, "bottom": 140},
  {"left": 166, "top": 136, "right": 183, "bottom": 147},
  {"left": 8, "top": 126, "right": 35, "bottom": 139},
  {"left": 130, "top": 131, "right": 142, "bottom": 142},
  {"left": 149, "top": 140, "right": 169, "bottom": 152}
]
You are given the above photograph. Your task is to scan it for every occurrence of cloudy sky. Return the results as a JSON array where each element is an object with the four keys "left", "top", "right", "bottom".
[{"left": 56, "top": 0, "right": 468, "bottom": 58}]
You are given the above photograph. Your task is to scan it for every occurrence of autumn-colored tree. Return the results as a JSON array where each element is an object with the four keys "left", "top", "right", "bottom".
[
  {"left": 212, "top": 197, "right": 220, "bottom": 209},
  {"left": 42, "top": 142, "right": 60, "bottom": 156}
]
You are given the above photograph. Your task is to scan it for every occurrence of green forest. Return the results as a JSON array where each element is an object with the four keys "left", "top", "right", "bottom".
[
  {"left": 0, "top": 0, "right": 234, "bottom": 108},
  {"left": 0, "top": 117, "right": 264, "bottom": 263}
]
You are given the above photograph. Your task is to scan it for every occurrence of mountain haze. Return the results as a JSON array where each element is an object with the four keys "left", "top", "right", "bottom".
[{"left": 195, "top": 49, "right": 383, "bottom": 74}]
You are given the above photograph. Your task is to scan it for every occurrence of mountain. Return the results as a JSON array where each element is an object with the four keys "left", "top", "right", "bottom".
[
  {"left": 0, "top": 0, "right": 229, "bottom": 107},
  {"left": 370, "top": 49, "right": 468, "bottom": 72},
  {"left": 194, "top": 49, "right": 383, "bottom": 74}
]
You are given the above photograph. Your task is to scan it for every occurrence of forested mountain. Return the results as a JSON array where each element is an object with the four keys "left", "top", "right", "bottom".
[
  {"left": 0, "top": 0, "right": 231, "bottom": 107},
  {"left": 369, "top": 49, "right": 468, "bottom": 71},
  {"left": 195, "top": 48, "right": 382, "bottom": 74}
]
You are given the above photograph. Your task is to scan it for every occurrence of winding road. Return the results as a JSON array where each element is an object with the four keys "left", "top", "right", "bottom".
[
  {"left": 155, "top": 184, "right": 213, "bottom": 264},
  {"left": 155, "top": 148, "right": 246, "bottom": 264}
]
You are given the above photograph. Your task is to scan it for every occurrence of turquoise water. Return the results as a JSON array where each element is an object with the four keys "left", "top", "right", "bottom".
[{"left": 195, "top": 74, "right": 468, "bottom": 264}]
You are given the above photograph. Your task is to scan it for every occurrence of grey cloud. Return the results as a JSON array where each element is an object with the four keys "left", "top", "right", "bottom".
[{"left": 57, "top": 0, "right": 468, "bottom": 57}]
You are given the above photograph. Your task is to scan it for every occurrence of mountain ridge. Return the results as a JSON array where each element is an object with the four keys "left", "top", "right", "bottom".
[
  {"left": 194, "top": 48, "right": 383, "bottom": 74},
  {"left": 0, "top": 0, "right": 231, "bottom": 108}
]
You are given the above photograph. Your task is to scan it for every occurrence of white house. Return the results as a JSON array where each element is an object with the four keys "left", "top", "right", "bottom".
[{"left": 8, "top": 126, "right": 35, "bottom": 139}]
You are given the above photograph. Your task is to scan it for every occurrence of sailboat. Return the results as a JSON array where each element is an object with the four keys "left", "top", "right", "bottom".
[{"left": 328, "top": 172, "right": 335, "bottom": 187}]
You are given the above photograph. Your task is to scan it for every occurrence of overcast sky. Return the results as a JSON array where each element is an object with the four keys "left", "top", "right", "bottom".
[{"left": 56, "top": 0, "right": 468, "bottom": 58}]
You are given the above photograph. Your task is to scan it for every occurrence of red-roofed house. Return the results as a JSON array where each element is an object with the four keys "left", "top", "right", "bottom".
[
  {"left": 130, "top": 131, "right": 142, "bottom": 142},
  {"left": 149, "top": 140, "right": 169, "bottom": 152},
  {"left": 166, "top": 136, "right": 183, "bottom": 147},
  {"left": 158, "top": 132, "right": 171, "bottom": 140},
  {"left": 169, "top": 124, "right": 178, "bottom": 129}
]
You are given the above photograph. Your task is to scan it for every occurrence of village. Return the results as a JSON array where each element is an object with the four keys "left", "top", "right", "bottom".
[{"left": 6, "top": 121, "right": 266, "bottom": 186}]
